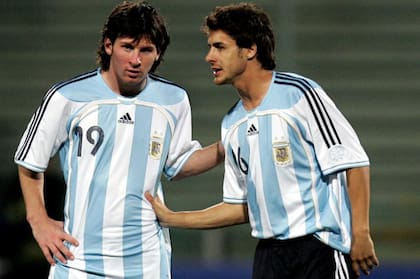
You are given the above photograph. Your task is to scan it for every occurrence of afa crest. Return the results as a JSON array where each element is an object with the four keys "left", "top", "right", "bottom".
[
  {"left": 272, "top": 141, "right": 292, "bottom": 166},
  {"left": 150, "top": 134, "right": 163, "bottom": 160}
]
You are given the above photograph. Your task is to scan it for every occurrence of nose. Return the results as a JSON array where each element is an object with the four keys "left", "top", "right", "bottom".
[
  {"left": 130, "top": 53, "right": 142, "bottom": 66},
  {"left": 205, "top": 49, "right": 214, "bottom": 64}
]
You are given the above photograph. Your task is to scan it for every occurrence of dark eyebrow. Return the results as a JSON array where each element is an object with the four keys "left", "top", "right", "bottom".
[
  {"left": 140, "top": 45, "right": 155, "bottom": 51},
  {"left": 209, "top": 42, "right": 225, "bottom": 48}
]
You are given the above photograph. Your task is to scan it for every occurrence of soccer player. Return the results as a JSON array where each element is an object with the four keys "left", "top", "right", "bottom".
[
  {"left": 146, "top": 3, "right": 379, "bottom": 278},
  {"left": 14, "top": 1, "right": 223, "bottom": 278}
]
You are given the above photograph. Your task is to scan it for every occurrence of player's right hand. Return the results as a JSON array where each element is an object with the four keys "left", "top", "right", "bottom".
[
  {"left": 144, "top": 191, "right": 172, "bottom": 227},
  {"left": 30, "top": 216, "right": 79, "bottom": 266}
]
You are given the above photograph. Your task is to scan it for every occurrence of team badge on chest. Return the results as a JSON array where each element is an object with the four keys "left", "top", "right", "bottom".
[
  {"left": 272, "top": 141, "right": 292, "bottom": 166},
  {"left": 149, "top": 132, "right": 164, "bottom": 159}
]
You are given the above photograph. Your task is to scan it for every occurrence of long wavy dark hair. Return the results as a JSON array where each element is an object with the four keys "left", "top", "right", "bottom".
[{"left": 97, "top": 1, "right": 170, "bottom": 73}]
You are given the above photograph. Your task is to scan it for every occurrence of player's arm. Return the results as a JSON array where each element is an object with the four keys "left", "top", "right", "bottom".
[
  {"left": 346, "top": 166, "right": 379, "bottom": 276},
  {"left": 175, "top": 140, "right": 225, "bottom": 180},
  {"left": 18, "top": 165, "right": 79, "bottom": 265},
  {"left": 145, "top": 191, "right": 247, "bottom": 229}
]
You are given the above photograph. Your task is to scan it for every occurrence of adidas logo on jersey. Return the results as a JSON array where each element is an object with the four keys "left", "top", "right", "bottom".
[
  {"left": 247, "top": 124, "right": 259, "bottom": 136},
  {"left": 118, "top": 113, "right": 134, "bottom": 124}
]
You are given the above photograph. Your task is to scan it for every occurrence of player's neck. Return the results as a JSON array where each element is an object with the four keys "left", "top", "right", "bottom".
[
  {"left": 235, "top": 69, "right": 273, "bottom": 111},
  {"left": 101, "top": 70, "right": 145, "bottom": 97}
]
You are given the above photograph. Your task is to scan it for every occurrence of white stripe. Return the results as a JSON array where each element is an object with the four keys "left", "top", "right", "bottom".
[
  {"left": 102, "top": 104, "right": 134, "bottom": 275},
  {"left": 135, "top": 99, "right": 175, "bottom": 134},
  {"left": 266, "top": 110, "right": 322, "bottom": 231},
  {"left": 334, "top": 250, "right": 349, "bottom": 279},
  {"left": 339, "top": 251, "right": 350, "bottom": 279},
  {"left": 330, "top": 174, "right": 352, "bottom": 250},
  {"left": 48, "top": 265, "right": 55, "bottom": 278},
  {"left": 65, "top": 106, "right": 100, "bottom": 271},
  {"left": 17, "top": 86, "right": 57, "bottom": 160},
  {"left": 271, "top": 113, "right": 306, "bottom": 237},
  {"left": 141, "top": 110, "right": 171, "bottom": 279},
  {"left": 146, "top": 109, "right": 170, "bottom": 195}
]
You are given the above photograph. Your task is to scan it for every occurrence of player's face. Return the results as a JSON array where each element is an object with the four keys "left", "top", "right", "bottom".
[
  {"left": 104, "top": 36, "right": 160, "bottom": 96},
  {"left": 205, "top": 30, "right": 249, "bottom": 86}
]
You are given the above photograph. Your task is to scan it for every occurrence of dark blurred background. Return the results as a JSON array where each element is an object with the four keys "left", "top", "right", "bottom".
[{"left": 0, "top": 0, "right": 419, "bottom": 278}]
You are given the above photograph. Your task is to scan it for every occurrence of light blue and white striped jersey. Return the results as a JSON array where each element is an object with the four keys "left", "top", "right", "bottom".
[
  {"left": 222, "top": 72, "right": 369, "bottom": 253},
  {"left": 15, "top": 68, "right": 201, "bottom": 278}
]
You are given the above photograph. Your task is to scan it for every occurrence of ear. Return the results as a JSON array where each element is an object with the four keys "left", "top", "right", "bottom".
[
  {"left": 104, "top": 38, "right": 113, "bottom": 55},
  {"left": 246, "top": 44, "right": 257, "bottom": 60}
]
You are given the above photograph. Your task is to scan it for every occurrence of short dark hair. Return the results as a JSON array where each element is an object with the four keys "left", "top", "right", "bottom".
[
  {"left": 97, "top": 1, "right": 170, "bottom": 72},
  {"left": 203, "top": 3, "right": 276, "bottom": 70}
]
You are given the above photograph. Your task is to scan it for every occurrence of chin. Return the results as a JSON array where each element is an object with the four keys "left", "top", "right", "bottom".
[{"left": 213, "top": 77, "right": 226, "bottom": 85}]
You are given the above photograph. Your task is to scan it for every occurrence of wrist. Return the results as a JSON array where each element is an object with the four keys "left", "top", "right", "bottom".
[
  {"left": 352, "top": 227, "right": 370, "bottom": 237},
  {"left": 26, "top": 209, "right": 48, "bottom": 227}
]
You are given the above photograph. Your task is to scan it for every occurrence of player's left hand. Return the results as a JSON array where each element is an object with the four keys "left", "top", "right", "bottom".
[{"left": 350, "top": 232, "right": 379, "bottom": 276}]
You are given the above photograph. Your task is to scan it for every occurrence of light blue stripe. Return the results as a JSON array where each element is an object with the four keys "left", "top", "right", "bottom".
[
  {"left": 287, "top": 124, "right": 313, "bottom": 233},
  {"left": 83, "top": 105, "right": 116, "bottom": 275},
  {"left": 159, "top": 228, "right": 171, "bottom": 278},
  {"left": 52, "top": 262, "right": 69, "bottom": 278},
  {"left": 259, "top": 116, "right": 289, "bottom": 237}
]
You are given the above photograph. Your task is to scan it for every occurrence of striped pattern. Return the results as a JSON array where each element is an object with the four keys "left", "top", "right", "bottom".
[
  {"left": 15, "top": 70, "right": 201, "bottom": 278},
  {"left": 15, "top": 70, "right": 97, "bottom": 162},
  {"left": 221, "top": 71, "right": 369, "bottom": 254},
  {"left": 334, "top": 250, "right": 351, "bottom": 279},
  {"left": 274, "top": 72, "right": 341, "bottom": 148}
]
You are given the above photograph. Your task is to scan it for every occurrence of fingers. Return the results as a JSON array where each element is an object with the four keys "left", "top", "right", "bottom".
[
  {"left": 352, "top": 256, "right": 379, "bottom": 276},
  {"left": 40, "top": 246, "right": 56, "bottom": 266},
  {"left": 63, "top": 234, "right": 80, "bottom": 248},
  {"left": 40, "top": 240, "right": 69, "bottom": 265},
  {"left": 371, "top": 254, "right": 380, "bottom": 267},
  {"left": 145, "top": 191, "right": 162, "bottom": 205},
  {"left": 145, "top": 191, "right": 153, "bottom": 203},
  {"left": 50, "top": 242, "right": 69, "bottom": 264},
  {"left": 38, "top": 230, "right": 79, "bottom": 265}
]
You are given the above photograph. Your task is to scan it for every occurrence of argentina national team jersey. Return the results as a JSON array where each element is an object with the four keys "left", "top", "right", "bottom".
[
  {"left": 14, "top": 69, "right": 201, "bottom": 278},
  {"left": 221, "top": 72, "right": 369, "bottom": 253}
]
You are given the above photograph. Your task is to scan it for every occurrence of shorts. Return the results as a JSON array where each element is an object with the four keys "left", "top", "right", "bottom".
[{"left": 252, "top": 235, "right": 357, "bottom": 279}]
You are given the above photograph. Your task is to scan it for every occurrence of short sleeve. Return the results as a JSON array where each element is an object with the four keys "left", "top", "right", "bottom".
[
  {"left": 303, "top": 86, "right": 369, "bottom": 175},
  {"left": 14, "top": 91, "right": 70, "bottom": 172},
  {"left": 163, "top": 94, "right": 201, "bottom": 179}
]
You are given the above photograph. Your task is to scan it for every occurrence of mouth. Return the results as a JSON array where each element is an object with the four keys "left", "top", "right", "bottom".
[
  {"left": 212, "top": 68, "right": 222, "bottom": 77},
  {"left": 127, "top": 69, "right": 141, "bottom": 78}
]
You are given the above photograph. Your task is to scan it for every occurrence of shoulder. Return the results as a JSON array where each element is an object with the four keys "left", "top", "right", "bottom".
[
  {"left": 264, "top": 71, "right": 329, "bottom": 109},
  {"left": 222, "top": 100, "right": 243, "bottom": 128},
  {"left": 144, "top": 73, "right": 188, "bottom": 105},
  {"left": 46, "top": 69, "right": 100, "bottom": 101},
  {"left": 149, "top": 73, "right": 186, "bottom": 91},
  {"left": 272, "top": 71, "right": 323, "bottom": 94},
  {"left": 51, "top": 69, "right": 98, "bottom": 92}
]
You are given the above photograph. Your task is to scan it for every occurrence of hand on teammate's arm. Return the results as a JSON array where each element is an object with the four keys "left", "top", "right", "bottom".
[
  {"left": 175, "top": 141, "right": 225, "bottom": 180},
  {"left": 18, "top": 166, "right": 79, "bottom": 265},
  {"left": 145, "top": 191, "right": 248, "bottom": 229},
  {"left": 346, "top": 166, "right": 379, "bottom": 276}
]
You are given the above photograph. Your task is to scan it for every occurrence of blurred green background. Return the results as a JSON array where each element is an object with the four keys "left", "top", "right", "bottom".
[{"left": 0, "top": 0, "right": 419, "bottom": 278}]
